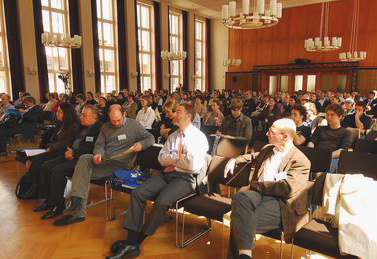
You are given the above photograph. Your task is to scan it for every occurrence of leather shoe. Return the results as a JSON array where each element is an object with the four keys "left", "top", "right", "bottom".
[
  {"left": 53, "top": 215, "right": 85, "bottom": 226},
  {"left": 110, "top": 240, "right": 127, "bottom": 254},
  {"left": 33, "top": 201, "right": 51, "bottom": 212},
  {"left": 63, "top": 196, "right": 82, "bottom": 213},
  {"left": 20, "top": 184, "right": 38, "bottom": 199},
  {"left": 106, "top": 244, "right": 140, "bottom": 259},
  {"left": 41, "top": 206, "right": 64, "bottom": 220}
]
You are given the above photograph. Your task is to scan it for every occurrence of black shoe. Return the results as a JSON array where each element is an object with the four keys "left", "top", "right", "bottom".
[
  {"left": 41, "top": 206, "right": 64, "bottom": 220},
  {"left": 63, "top": 196, "right": 82, "bottom": 213},
  {"left": 106, "top": 244, "right": 140, "bottom": 259},
  {"left": 20, "top": 184, "right": 38, "bottom": 199},
  {"left": 110, "top": 240, "right": 127, "bottom": 254},
  {"left": 53, "top": 215, "right": 85, "bottom": 226},
  {"left": 33, "top": 201, "right": 50, "bottom": 212}
]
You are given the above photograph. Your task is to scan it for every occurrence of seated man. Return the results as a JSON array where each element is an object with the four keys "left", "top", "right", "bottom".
[
  {"left": 217, "top": 98, "right": 253, "bottom": 143},
  {"left": 0, "top": 94, "right": 15, "bottom": 116},
  {"left": 159, "top": 101, "right": 178, "bottom": 144},
  {"left": 106, "top": 103, "right": 209, "bottom": 259},
  {"left": 225, "top": 118, "right": 310, "bottom": 259},
  {"left": 53, "top": 105, "right": 155, "bottom": 226},
  {"left": 35, "top": 105, "right": 102, "bottom": 220},
  {"left": 0, "top": 96, "right": 43, "bottom": 156},
  {"left": 308, "top": 104, "right": 353, "bottom": 172},
  {"left": 341, "top": 101, "right": 371, "bottom": 134}
]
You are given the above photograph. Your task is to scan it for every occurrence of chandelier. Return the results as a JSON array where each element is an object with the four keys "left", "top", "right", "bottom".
[
  {"left": 222, "top": 0, "right": 282, "bottom": 30},
  {"left": 304, "top": 1, "right": 341, "bottom": 52},
  {"left": 222, "top": 59, "right": 242, "bottom": 66},
  {"left": 41, "top": 32, "right": 82, "bottom": 48},
  {"left": 161, "top": 50, "right": 187, "bottom": 60},
  {"left": 339, "top": 0, "right": 366, "bottom": 62}
]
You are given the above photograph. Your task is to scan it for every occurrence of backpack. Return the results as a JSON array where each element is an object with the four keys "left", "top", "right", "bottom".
[{"left": 15, "top": 174, "right": 38, "bottom": 200}]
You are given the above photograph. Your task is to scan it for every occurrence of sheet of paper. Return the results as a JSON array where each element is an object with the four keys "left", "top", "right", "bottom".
[{"left": 25, "top": 149, "right": 46, "bottom": 157}]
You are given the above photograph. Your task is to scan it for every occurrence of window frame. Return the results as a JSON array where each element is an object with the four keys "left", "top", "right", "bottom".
[
  {"left": 194, "top": 18, "right": 206, "bottom": 92},
  {"left": 96, "top": 0, "right": 119, "bottom": 95},
  {"left": 136, "top": 2, "right": 155, "bottom": 92},
  {"left": 168, "top": 11, "right": 183, "bottom": 93},
  {"left": 42, "top": 0, "right": 72, "bottom": 94},
  {"left": 0, "top": 0, "right": 11, "bottom": 95}
]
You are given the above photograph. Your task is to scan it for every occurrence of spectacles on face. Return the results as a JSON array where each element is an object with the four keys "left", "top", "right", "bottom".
[{"left": 268, "top": 129, "right": 283, "bottom": 136}]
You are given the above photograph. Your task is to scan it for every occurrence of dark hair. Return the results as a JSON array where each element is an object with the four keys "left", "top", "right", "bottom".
[
  {"left": 369, "top": 91, "right": 375, "bottom": 96},
  {"left": 355, "top": 101, "right": 366, "bottom": 110},
  {"left": 118, "top": 92, "right": 125, "bottom": 98},
  {"left": 59, "top": 103, "right": 79, "bottom": 130},
  {"left": 23, "top": 96, "right": 35, "bottom": 104},
  {"left": 325, "top": 103, "right": 344, "bottom": 117},
  {"left": 76, "top": 94, "right": 84, "bottom": 100},
  {"left": 212, "top": 99, "right": 221, "bottom": 107},
  {"left": 230, "top": 98, "right": 244, "bottom": 110},
  {"left": 128, "top": 94, "right": 135, "bottom": 101},
  {"left": 99, "top": 97, "right": 107, "bottom": 103},
  {"left": 179, "top": 103, "right": 196, "bottom": 122},
  {"left": 292, "top": 104, "right": 308, "bottom": 121},
  {"left": 87, "top": 91, "right": 94, "bottom": 98}
]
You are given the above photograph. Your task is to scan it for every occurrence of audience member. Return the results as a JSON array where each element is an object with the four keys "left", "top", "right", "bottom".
[
  {"left": 136, "top": 95, "right": 156, "bottom": 129},
  {"left": 291, "top": 105, "right": 311, "bottom": 146},
  {"left": 341, "top": 101, "right": 371, "bottom": 134},
  {"left": 86, "top": 91, "right": 98, "bottom": 105},
  {"left": 159, "top": 101, "right": 178, "bottom": 144},
  {"left": 123, "top": 95, "right": 138, "bottom": 119},
  {"left": 203, "top": 99, "right": 224, "bottom": 127},
  {"left": 0, "top": 94, "right": 15, "bottom": 116}
]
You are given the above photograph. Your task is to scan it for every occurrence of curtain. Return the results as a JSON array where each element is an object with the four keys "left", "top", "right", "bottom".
[
  {"left": 182, "top": 10, "right": 189, "bottom": 91},
  {"left": 68, "top": 0, "right": 84, "bottom": 95},
  {"left": 206, "top": 18, "right": 211, "bottom": 92},
  {"left": 33, "top": 0, "right": 49, "bottom": 103},
  {"left": 117, "top": 0, "right": 128, "bottom": 90},
  {"left": 134, "top": 0, "right": 141, "bottom": 92},
  {"left": 154, "top": 1, "right": 162, "bottom": 91},
  {"left": 91, "top": 0, "right": 101, "bottom": 93}
]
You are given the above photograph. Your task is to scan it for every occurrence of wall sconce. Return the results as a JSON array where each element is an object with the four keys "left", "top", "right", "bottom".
[
  {"left": 86, "top": 69, "right": 95, "bottom": 77},
  {"left": 131, "top": 72, "right": 139, "bottom": 78},
  {"left": 28, "top": 66, "right": 38, "bottom": 75}
]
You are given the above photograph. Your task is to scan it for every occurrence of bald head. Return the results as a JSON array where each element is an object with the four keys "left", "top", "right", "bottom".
[{"left": 109, "top": 109, "right": 124, "bottom": 128}]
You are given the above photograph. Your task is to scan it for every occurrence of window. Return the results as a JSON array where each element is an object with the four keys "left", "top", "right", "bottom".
[
  {"left": 307, "top": 75, "right": 316, "bottom": 92},
  {"left": 42, "top": 0, "right": 71, "bottom": 94},
  {"left": 97, "top": 0, "right": 118, "bottom": 94},
  {"left": 136, "top": 2, "right": 154, "bottom": 92},
  {"left": 169, "top": 12, "right": 182, "bottom": 93},
  {"left": 269, "top": 76, "right": 277, "bottom": 95},
  {"left": 194, "top": 19, "right": 205, "bottom": 91},
  {"left": 0, "top": 0, "right": 10, "bottom": 95},
  {"left": 294, "top": 75, "right": 303, "bottom": 92}
]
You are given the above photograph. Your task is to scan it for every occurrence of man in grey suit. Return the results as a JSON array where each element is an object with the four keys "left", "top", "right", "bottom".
[
  {"left": 225, "top": 118, "right": 311, "bottom": 259},
  {"left": 53, "top": 105, "right": 155, "bottom": 226},
  {"left": 106, "top": 103, "right": 209, "bottom": 259}
]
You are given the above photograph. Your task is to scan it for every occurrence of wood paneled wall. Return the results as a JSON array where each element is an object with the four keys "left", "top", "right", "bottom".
[{"left": 228, "top": 0, "right": 377, "bottom": 72}]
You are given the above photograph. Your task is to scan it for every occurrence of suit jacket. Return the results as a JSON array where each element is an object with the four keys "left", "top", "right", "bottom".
[
  {"left": 235, "top": 144, "right": 311, "bottom": 243},
  {"left": 72, "top": 121, "right": 102, "bottom": 159},
  {"left": 49, "top": 123, "right": 79, "bottom": 151},
  {"left": 19, "top": 105, "right": 44, "bottom": 139}
]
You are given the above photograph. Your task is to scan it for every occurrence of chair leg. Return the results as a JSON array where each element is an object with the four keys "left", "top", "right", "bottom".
[
  {"left": 279, "top": 235, "right": 283, "bottom": 259},
  {"left": 290, "top": 240, "right": 294, "bottom": 259}
]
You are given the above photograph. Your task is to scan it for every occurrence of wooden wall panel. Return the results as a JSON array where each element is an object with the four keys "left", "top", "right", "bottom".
[{"left": 228, "top": 0, "right": 377, "bottom": 71}]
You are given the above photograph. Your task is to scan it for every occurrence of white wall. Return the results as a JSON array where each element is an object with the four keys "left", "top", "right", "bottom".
[{"left": 210, "top": 18, "right": 228, "bottom": 90}]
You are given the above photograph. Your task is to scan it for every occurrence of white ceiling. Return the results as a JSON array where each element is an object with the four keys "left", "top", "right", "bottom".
[{"left": 167, "top": 0, "right": 341, "bottom": 18}]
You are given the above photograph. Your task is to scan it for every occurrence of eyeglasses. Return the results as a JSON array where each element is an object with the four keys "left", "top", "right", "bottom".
[{"left": 268, "top": 129, "right": 283, "bottom": 136}]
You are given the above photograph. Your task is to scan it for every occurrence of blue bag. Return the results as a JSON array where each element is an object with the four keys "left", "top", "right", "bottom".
[{"left": 112, "top": 170, "right": 149, "bottom": 189}]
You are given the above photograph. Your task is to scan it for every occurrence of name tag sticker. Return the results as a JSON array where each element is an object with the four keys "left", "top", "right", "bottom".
[
  {"left": 86, "top": 136, "right": 94, "bottom": 142},
  {"left": 118, "top": 134, "right": 127, "bottom": 141}
]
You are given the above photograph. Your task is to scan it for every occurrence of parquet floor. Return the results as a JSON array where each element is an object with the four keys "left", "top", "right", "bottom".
[{"left": 0, "top": 154, "right": 332, "bottom": 259}]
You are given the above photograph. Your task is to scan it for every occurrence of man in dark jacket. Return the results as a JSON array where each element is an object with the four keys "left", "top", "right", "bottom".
[
  {"left": 0, "top": 96, "right": 43, "bottom": 156},
  {"left": 34, "top": 105, "right": 102, "bottom": 220}
]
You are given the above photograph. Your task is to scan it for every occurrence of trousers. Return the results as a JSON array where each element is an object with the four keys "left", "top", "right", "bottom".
[
  {"left": 123, "top": 172, "right": 196, "bottom": 236},
  {"left": 227, "top": 190, "right": 281, "bottom": 259}
]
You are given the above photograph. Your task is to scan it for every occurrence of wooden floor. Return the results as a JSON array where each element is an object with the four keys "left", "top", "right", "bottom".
[{"left": 0, "top": 154, "right": 332, "bottom": 259}]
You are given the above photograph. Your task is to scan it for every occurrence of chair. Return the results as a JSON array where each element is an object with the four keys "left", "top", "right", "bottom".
[
  {"left": 337, "top": 150, "right": 377, "bottom": 179},
  {"left": 354, "top": 138, "right": 377, "bottom": 154},
  {"left": 251, "top": 140, "right": 268, "bottom": 153},
  {"left": 105, "top": 145, "right": 163, "bottom": 220},
  {"left": 346, "top": 128, "right": 360, "bottom": 148},
  {"left": 175, "top": 155, "right": 252, "bottom": 250},
  {"left": 297, "top": 146, "right": 332, "bottom": 179},
  {"left": 215, "top": 136, "right": 249, "bottom": 158}
]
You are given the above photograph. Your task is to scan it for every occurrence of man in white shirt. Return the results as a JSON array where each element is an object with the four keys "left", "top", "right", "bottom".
[
  {"left": 225, "top": 119, "right": 310, "bottom": 259},
  {"left": 107, "top": 103, "right": 209, "bottom": 259}
]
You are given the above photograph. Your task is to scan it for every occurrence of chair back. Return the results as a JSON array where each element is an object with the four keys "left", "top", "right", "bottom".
[
  {"left": 297, "top": 146, "right": 332, "bottom": 173},
  {"left": 200, "top": 125, "right": 218, "bottom": 137},
  {"left": 135, "top": 145, "right": 163, "bottom": 170},
  {"left": 338, "top": 150, "right": 377, "bottom": 180},
  {"left": 215, "top": 136, "right": 248, "bottom": 158},
  {"left": 365, "top": 130, "right": 377, "bottom": 141},
  {"left": 347, "top": 128, "right": 360, "bottom": 148},
  {"left": 252, "top": 140, "right": 268, "bottom": 153},
  {"left": 354, "top": 139, "right": 377, "bottom": 154}
]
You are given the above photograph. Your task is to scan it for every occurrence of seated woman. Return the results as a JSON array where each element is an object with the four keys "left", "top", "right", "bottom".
[
  {"left": 195, "top": 96, "right": 208, "bottom": 118},
  {"left": 136, "top": 95, "right": 156, "bottom": 129},
  {"left": 19, "top": 103, "right": 79, "bottom": 199},
  {"left": 203, "top": 99, "right": 224, "bottom": 127},
  {"left": 291, "top": 104, "right": 311, "bottom": 146},
  {"left": 260, "top": 97, "right": 282, "bottom": 131}
]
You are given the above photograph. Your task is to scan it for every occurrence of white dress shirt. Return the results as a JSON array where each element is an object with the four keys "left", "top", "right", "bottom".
[
  {"left": 136, "top": 106, "right": 156, "bottom": 129},
  {"left": 259, "top": 141, "right": 293, "bottom": 182},
  {"left": 158, "top": 123, "right": 209, "bottom": 174}
]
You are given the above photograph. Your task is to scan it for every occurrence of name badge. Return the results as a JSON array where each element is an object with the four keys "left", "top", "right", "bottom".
[
  {"left": 86, "top": 136, "right": 94, "bottom": 142},
  {"left": 118, "top": 134, "right": 127, "bottom": 141}
]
